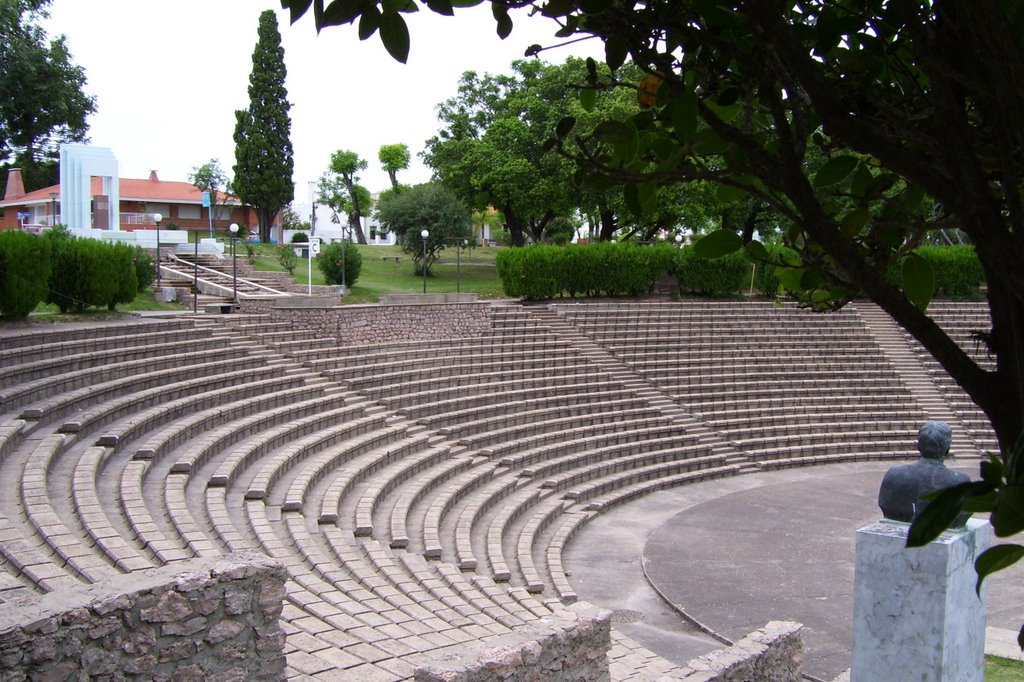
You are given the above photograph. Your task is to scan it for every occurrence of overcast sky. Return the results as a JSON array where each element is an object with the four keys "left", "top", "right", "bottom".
[{"left": 42, "top": 1, "right": 603, "bottom": 215}]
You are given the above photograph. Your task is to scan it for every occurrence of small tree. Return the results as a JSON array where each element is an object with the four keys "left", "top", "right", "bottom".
[
  {"left": 318, "top": 149, "right": 369, "bottom": 243},
  {"left": 316, "top": 241, "right": 362, "bottom": 288},
  {"left": 377, "top": 183, "right": 473, "bottom": 276},
  {"left": 276, "top": 245, "right": 298, "bottom": 275},
  {"left": 188, "top": 158, "right": 230, "bottom": 229}
]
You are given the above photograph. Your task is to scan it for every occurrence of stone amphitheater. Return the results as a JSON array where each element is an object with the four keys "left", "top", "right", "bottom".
[{"left": 0, "top": 298, "right": 1001, "bottom": 680}]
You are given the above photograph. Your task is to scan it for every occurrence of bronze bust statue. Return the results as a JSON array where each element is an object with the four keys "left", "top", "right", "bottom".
[{"left": 878, "top": 421, "right": 972, "bottom": 527}]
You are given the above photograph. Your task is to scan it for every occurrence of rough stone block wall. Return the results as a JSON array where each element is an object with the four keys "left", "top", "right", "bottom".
[
  {"left": 414, "top": 602, "right": 611, "bottom": 682},
  {"left": 0, "top": 551, "right": 286, "bottom": 682},
  {"left": 238, "top": 299, "right": 493, "bottom": 345},
  {"left": 682, "top": 621, "right": 804, "bottom": 682}
]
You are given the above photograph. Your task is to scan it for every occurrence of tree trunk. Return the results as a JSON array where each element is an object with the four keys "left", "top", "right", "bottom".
[
  {"left": 256, "top": 207, "right": 274, "bottom": 243},
  {"left": 503, "top": 206, "right": 527, "bottom": 246},
  {"left": 598, "top": 207, "right": 616, "bottom": 241},
  {"left": 349, "top": 215, "right": 367, "bottom": 244}
]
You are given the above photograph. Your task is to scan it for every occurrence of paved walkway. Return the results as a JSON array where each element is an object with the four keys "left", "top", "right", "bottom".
[{"left": 566, "top": 460, "right": 1024, "bottom": 681}]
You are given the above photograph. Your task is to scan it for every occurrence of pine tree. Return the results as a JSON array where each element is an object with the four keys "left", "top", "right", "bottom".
[{"left": 233, "top": 10, "right": 293, "bottom": 243}]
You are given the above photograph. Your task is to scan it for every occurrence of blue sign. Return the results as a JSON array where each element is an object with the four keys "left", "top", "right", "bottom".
[
  {"left": 17, "top": 212, "right": 30, "bottom": 221},
  {"left": 202, "top": 191, "right": 211, "bottom": 208}
]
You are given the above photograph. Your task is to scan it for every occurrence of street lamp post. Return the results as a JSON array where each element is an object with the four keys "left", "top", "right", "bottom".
[
  {"left": 675, "top": 233, "right": 683, "bottom": 248},
  {"left": 49, "top": 192, "right": 57, "bottom": 227},
  {"left": 153, "top": 213, "right": 163, "bottom": 288},
  {"left": 229, "top": 223, "right": 239, "bottom": 305},
  {"left": 457, "top": 239, "right": 467, "bottom": 293},
  {"left": 420, "top": 229, "right": 430, "bottom": 294}
]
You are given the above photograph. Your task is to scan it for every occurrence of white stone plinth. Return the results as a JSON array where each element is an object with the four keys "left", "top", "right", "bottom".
[{"left": 852, "top": 518, "right": 991, "bottom": 682}]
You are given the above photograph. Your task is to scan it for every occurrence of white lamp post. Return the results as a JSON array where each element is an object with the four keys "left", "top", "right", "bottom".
[
  {"left": 153, "top": 213, "right": 163, "bottom": 288},
  {"left": 675, "top": 233, "right": 683, "bottom": 248},
  {"left": 420, "top": 229, "right": 430, "bottom": 294},
  {"left": 229, "top": 223, "right": 239, "bottom": 305}
]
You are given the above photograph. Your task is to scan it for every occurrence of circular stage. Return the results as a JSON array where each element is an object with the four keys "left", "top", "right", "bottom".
[{"left": 567, "top": 461, "right": 1024, "bottom": 681}]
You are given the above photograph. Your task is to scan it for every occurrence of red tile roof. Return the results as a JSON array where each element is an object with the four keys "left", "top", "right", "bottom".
[{"left": 0, "top": 177, "right": 239, "bottom": 207}]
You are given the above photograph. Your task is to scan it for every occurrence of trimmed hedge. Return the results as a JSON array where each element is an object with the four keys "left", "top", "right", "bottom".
[
  {"left": 914, "top": 245, "right": 985, "bottom": 298},
  {"left": 675, "top": 248, "right": 749, "bottom": 296},
  {"left": 496, "top": 243, "right": 675, "bottom": 300},
  {"left": 43, "top": 231, "right": 145, "bottom": 313},
  {"left": 0, "top": 230, "right": 52, "bottom": 318}
]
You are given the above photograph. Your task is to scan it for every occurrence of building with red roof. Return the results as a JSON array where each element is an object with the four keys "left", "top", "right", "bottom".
[{"left": 0, "top": 168, "right": 257, "bottom": 233}]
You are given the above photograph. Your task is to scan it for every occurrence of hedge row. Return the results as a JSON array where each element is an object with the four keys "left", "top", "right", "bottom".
[
  {"left": 496, "top": 243, "right": 676, "bottom": 299},
  {"left": 496, "top": 241, "right": 984, "bottom": 301},
  {"left": 0, "top": 229, "right": 154, "bottom": 318}
]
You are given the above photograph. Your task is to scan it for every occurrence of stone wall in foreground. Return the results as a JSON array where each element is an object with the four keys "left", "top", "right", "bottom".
[
  {"left": 414, "top": 614, "right": 803, "bottom": 682},
  {"left": 0, "top": 551, "right": 286, "bottom": 682},
  {"left": 239, "top": 298, "right": 493, "bottom": 345},
  {"left": 681, "top": 621, "right": 804, "bottom": 682},
  {"left": 414, "top": 603, "right": 612, "bottom": 682}
]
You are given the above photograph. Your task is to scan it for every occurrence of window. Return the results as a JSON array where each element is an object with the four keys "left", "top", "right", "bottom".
[{"left": 177, "top": 204, "right": 201, "bottom": 220}]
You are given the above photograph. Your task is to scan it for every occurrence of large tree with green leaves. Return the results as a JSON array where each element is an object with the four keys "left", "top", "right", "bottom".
[
  {"left": 0, "top": 0, "right": 95, "bottom": 191},
  {"left": 285, "top": 0, "right": 1024, "bottom": 636},
  {"left": 233, "top": 9, "right": 293, "bottom": 243},
  {"left": 377, "top": 182, "right": 473, "bottom": 275}
]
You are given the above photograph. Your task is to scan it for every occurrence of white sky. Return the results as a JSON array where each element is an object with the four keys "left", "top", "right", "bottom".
[{"left": 42, "top": 1, "right": 603, "bottom": 216}]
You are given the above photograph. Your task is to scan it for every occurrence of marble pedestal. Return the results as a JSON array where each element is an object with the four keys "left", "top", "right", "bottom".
[{"left": 851, "top": 518, "right": 991, "bottom": 682}]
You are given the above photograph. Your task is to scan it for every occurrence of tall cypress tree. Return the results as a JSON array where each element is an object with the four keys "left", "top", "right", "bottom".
[{"left": 233, "top": 10, "right": 293, "bottom": 243}]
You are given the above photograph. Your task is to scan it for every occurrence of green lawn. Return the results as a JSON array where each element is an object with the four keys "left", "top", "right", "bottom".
[
  {"left": 251, "top": 242, "right": 507, "bottom": 304},
  {"left": 986, "top": 655, "right": 1024, "bottom": 681}
]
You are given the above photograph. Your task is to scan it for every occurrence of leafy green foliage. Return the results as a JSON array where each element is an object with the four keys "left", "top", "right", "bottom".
[
  {"left": 316, "top": 241, "right": 362, "bottom": 287},
  {"left": 376, "top": 183, "right": 473, "bottom": 275},
  {"left": 676, "top": 247, "right": 749, "bottom": 297},
  {"left": 0, "top": 229, "right": 50, "bottom": 318},
  {"left": 276, "top": 245, "right": 298, "bottom": 275},
  {"left": 0, "top": 0, "right": 96, "bottom": 190},
  {"left": 188, "top": 158, "right": 230, "bottom": 228},
  {"left": 40, "top": 232, "right": 138, "bottom": 313},
  {"left": 130, "top": 246, "right": 154, "bottom": 293},
  {"left": 495, "top": 243, "right": 675, "bottom": 300},
  {"left": 233, "top": 10, "right": 294, "bottom": 243},
  {"left": 318, "top": 149, "right": 370, "bottom": 244},
  {"left": 378, "top": 143, "right": 411, "bottom": 189}
]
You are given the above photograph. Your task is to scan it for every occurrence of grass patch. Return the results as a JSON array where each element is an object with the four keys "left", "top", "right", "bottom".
[
  {"left": 986, "top": 655, "right": 1024, "bottom": 681},
  {"left": 25, "top": 289, "right": 186, "bottom": 321}
]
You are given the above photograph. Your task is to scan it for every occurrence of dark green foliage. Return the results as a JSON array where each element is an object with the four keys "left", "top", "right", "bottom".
[
  {"left": 41, "top": 232, "right": 142, "bottom": 313},
  {"left": 0, "top": 229, "right": 50, "bottom": 318},
  {"left": 106, "top": 243, "right": 138, "bottom": 311},
  {"left": 675, "top": 248, "right": 749, "bottom": 297},
  {"left": 916, "top": 246, "right": 985, "bottom": 299},
  {"left": 316, "top": 241, "right": 362, "bottom": 287},
  {"left": 545, "top": 217, "right": 575, "bottom": 245},
  {"left": 0, "top": 0, "right": 96, "bottom": 190},
  {"left": 290, "top": 232, "right": 308, "bottom": 243},
  {"left": 131, "top": 246, "right": 154, "bottom": 293},
  {"left": 233, "top": 10, "right": 294, "bottom": 243},
  {"left": 377, "top": 183, "right": 473, "bottom": 276},
  {"left": 496, "top": 243, "right": 675, "bottom": 300}
]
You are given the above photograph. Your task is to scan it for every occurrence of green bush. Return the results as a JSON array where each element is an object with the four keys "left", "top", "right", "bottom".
[
  {"left": 751, "top": 244, "right": 799, "bottom": 298},
  {"left": 0, "top": 230, "right": 51, "bottom": 318},
  {"left": 131, "top": 246, "right": 155, "bottom": 292},
  {"left": 290, "top": 232, "right": 308, "bottom": 243},
  {"left": 676, "top": 247, "right": 749, "bottom": 296},
  {"left": 42, "top": 232, "right": 145, "bottom": 313},
  {"left": 496, "top": 242, "right": 676, "bottom": 300},
  {"left": 316, "top": 241, "right": 362, "bottom": 287},
  {"left": 916, "top": 245, "right": 985, "bottom": 298},
  {"left": 277, "top": 245, "right": 298, "bottom": 274}
]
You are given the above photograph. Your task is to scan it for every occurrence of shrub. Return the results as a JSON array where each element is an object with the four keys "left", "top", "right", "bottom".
[
  {"left": 0, "top": 230, "right": 51, "bottom": 318},
  {"left": 277, "top": 245, "right": 298, "bottom": 275},
  {"left": 107, "top": 243, "right": 139, "bottom": 311},
  {"left": 916, "top": 245, "right": 985, "bottom": 298},
  {"left": 131, "top": 246, "right": 155, "bottom": 292},
  {"left": 676, "top": 247, "right": 749, "bottom": 296},
  {"left": 316, "top": 241, "right": 362, "bottom": 287},
  {"left": 496, "top": 242, "right": 676, "bottom": 300},
  {"left": 290, "top": 232, "right": 309, "bottom": 243}
]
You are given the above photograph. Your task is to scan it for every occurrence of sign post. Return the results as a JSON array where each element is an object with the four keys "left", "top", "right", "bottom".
[
  {"left": 202, "top": 191, "right": 213, "bottom": 238},
  {"left": 308, "top": 237, "right": 321, "bottom": 296}
]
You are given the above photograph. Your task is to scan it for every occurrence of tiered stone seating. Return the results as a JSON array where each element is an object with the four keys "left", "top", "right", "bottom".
[
  {"left": 0, "top": 300, "right": 997, "bottom": 680},
  {"left": 554, "top": 301, "right": 931, "bottom": 468}
]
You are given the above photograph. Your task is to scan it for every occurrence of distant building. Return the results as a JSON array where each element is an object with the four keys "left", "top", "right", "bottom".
[{"left": 0, "top": 168, "right": 256, "bottom": 233}]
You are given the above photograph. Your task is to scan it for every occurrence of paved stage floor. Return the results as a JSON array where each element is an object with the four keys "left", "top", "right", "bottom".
[{"left": 566, "top": 461, "right": 1024, "bottom": 681}]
